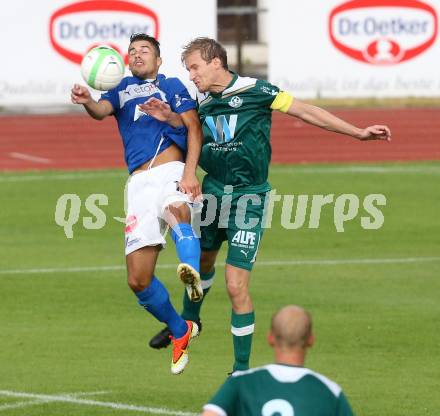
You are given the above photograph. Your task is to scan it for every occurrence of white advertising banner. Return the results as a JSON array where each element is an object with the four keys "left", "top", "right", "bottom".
[
  {"left": 0, "top": 0, "right": 216, "bottom": 107},
  {"left": 268, "top": 0, "right": 440, "bottom": 98}
]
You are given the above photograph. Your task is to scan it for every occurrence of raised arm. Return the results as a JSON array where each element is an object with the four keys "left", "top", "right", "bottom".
[
  {"left": 283, "top": 98, "right": 391, "bottom": 141},
  {"left": 71, "top": 84, "right": 114, "bottom": 120}
]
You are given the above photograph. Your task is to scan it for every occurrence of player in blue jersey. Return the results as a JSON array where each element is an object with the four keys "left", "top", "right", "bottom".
[{"left": 70, "top": 33, "right": 203, "bottom": 374}]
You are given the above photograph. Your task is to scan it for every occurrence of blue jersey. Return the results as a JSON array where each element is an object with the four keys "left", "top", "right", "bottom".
[{"left": 100, "top": 74, "right": 197, "bottom": 173}]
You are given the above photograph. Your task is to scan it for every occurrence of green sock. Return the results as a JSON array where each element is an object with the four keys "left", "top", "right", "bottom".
[
  {"left": 181, "top": 270, "right": 215, "bottom": 321},
  {"left": 231, "top": 310, "right": 255, "bottom": 371}
]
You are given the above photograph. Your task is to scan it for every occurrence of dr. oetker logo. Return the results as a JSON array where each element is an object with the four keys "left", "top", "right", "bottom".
[
  {"left": 49, "top": 0, "right": 160, "bottom": 65},
  {"left": 329, "top": 0, "right": 438, "bottom": 65}
]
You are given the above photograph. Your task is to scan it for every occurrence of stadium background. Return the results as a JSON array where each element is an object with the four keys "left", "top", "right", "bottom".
[{"left": 1, "top": 1, "right": 439, "bottom": 415}]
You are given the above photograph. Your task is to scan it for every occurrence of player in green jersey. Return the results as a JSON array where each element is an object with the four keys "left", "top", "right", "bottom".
[
  {"left": 148, "top": 37, "right": 391, "bottom": 373},
  {"left": 202, "top": 305, "right": 355, "bottom": 416}
]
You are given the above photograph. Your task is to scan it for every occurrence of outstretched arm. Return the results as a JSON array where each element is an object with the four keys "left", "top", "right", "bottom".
[
  {"left": 285, "top": 99, "right": 391, "bottom": 141},
  {"left": 70, "top": 84, "right": 113, "bottom": 120}
]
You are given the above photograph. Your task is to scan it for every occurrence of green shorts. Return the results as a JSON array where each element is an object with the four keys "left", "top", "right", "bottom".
[{"left": 200, "top": 191, "right": 266, "bottom": 271}]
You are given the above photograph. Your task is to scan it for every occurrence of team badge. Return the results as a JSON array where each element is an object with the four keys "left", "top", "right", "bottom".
[
  {"left": 175, "top": 94, "right": 182, "bottom": 108},
  {"left": 228, "top": 96, "right": 243, "bottom": 108}
]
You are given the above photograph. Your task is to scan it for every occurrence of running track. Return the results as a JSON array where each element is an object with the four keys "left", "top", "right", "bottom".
[{"left": 0, "top": 108, "right": 439, "bottom": 171}]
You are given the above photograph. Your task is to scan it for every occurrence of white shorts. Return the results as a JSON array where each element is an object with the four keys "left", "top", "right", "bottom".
[{"left": 124, "top": 161, "right": 192, "bottom": 255}]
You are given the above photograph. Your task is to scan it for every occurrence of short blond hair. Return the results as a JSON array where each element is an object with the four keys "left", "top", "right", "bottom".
[{"left": 181, "top": 37, "right": 228, "bottom": 69}]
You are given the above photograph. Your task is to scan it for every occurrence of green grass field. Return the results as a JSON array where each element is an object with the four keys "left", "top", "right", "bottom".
[{"left": 1, "top": 162, "right": 439, "bottom": 416}]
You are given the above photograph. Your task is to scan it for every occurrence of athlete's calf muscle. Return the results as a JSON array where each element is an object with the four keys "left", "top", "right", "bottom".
[{"left": 200, "top": 250, "right": 218, "bottom": 274}]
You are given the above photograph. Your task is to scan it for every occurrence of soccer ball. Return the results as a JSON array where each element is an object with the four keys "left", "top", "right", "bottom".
[{"left": 81, "top": 45, "right": 125, "bottom": 91}]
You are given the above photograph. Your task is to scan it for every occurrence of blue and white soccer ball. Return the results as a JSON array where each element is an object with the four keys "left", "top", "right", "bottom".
[{"left": 81, "top": 45, "right": 125, "bottom": 91}]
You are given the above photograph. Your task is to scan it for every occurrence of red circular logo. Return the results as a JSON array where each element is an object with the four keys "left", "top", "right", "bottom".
[
  {"left": 49, "top": 0, "right": 160, "bottom": 65},
  {"left": 328, "top": 0, "right": 438, "bottom": 65}
]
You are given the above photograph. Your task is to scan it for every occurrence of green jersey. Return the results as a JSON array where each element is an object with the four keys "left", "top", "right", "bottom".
[
  {"left": 204, "top": 364, "right": 355, "bottom": 416},
  {"left": 198, "top": 73, "right": 280, "bottom": 195}
]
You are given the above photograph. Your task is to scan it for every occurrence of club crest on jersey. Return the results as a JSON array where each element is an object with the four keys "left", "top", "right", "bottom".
[
  {"left": 228, "top": 96, "right": 243, "bottom": 108},
  {"left": 174, "top": 93, "right": 191, "bottom": 108}
]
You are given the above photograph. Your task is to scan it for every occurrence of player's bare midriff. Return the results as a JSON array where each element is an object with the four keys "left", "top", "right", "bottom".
[{"left": 133, "top": 143, "right": 183, "bottom": 173}]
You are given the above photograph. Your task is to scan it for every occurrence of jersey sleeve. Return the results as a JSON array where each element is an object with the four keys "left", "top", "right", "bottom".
[
  {"left": 203, "top": 377, "right": 240, "bottom": 415},
  {"left": 255, "top": 79, "right": 282, "bottom": 108},
  {"left": 99, "top": 87, "right": 119, "bottom": 113},
  {"left": 256, "top": 80, "right": 293, "bottom": 113},
  {"left": 336, "top": 392, "right": 355, "bottom": 416},
  {"left": 167, "top": 78, "right": 197, "bottom": 114}
]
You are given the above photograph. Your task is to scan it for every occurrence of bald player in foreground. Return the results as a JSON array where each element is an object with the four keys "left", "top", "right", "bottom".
[{"left": 202, "top": 305, "right": 355, "bottom": 416}]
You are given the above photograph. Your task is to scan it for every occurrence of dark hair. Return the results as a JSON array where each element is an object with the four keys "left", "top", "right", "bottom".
[
  {"left": 129, "top": 33, "right": 161, "bottom": 56},
  {"left": 181, "top": 37, "right": 228, "bottom": 69}
]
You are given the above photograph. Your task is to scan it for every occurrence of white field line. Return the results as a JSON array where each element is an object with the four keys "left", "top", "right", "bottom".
[
  {"left": 0, "top": 390, "right": 197, "bottom": 416},
  {"left": 0, "top": 171, "right": 126, "bottom": 183},
  {"left": 0, "top": 390, "right": 109, "bottom": 412},
  {"left": 0, "top": 256, "right": 439, "bottom": 276},
  {"left": 1, "top": 165, "right": 439, "bottom": 183},
  {"left": 0, "top": 399, "right": 51, "bottom": 412},
  {"left": 0, "top": 265, "right": 128, "bottom": 275},
  {"left": 62, "top": 391, "right": 111, "bottom": 397},
  {"left": 270, "top": 165, "right": 440, "bottom": 174},
  {"left": 9, "top": 152, "right": 51, "bottom": 164}
]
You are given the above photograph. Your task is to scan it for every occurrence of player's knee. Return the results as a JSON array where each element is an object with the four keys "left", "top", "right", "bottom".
[
  {"left": 165, "top": 203, "right": 190, "bottom": 224},
  {"left": 226, "top": 278, "right": 248, "bottom": 301},
  {"left": 127, "top": 271, "right": 153, "bottom": 292}
]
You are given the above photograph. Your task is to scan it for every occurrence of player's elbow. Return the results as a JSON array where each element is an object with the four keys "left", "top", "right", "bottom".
[
  {"left": 90, "top": 113, "right": 106, "bottom": 121},
  {"left": 86, "top": 107, "right": 110, "bottom": 121}
]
